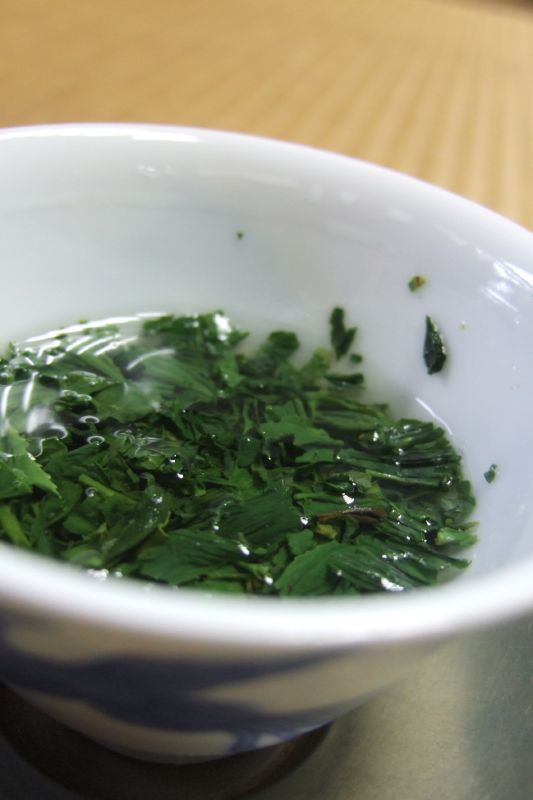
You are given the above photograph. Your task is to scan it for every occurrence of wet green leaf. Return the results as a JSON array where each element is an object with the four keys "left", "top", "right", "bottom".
[{"left": 0, "top": 309, "right": 475, "bottom": 596}]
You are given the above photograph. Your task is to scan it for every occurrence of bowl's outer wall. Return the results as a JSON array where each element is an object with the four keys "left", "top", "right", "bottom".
[{"left": 0, "top": 606, "right": 436, "bottom": 761}]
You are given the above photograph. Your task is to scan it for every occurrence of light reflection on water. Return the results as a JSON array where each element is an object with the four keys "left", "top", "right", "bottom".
[
  {"left": 414, "top": 397, "right": 453, "bottom": 437},
  {"left": 0, "top": 315, "right": 151, "bottom": 450}
]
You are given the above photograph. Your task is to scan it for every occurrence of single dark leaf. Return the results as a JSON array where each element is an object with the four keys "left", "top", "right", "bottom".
[
  {"left": 325, "top": 372, "right": 364, "bottom": 388},
  {"left": 276, "top": 541, "right": 341, "bottom": 596},
  {"left": 138, "top": 527, "right": 248, "bottom": 585},
  {"left": 423, "top": 316, "right": 447, "bottom": 375},
  {"left": 0, "top": 430, "right": 58, "bottom": 498},
  {"left": 408, "top": 275, "right": 427, "bottom": 292},
  {"left": 92, "top": 383, "right": 157, "bottom": 423},
  {"left": 219, "top": 485, "right": 302, "bottom": 548},
  {"left": 483, "top": 464, "right": 498, "bottom": 483},
  {"left": 329, "top": 307, "right": 357, "bottom": 360}
]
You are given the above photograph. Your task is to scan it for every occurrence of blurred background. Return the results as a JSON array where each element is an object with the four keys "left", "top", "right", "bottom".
[{"left": 0, "top": 0, "right": 531, "bottom": 227}]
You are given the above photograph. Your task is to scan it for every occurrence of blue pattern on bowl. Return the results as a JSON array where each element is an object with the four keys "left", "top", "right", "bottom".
[{"left": 0, "top": 612, "right": 345, "bottom": 752}]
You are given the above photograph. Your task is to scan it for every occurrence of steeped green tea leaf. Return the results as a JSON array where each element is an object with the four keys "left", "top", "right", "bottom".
[
  {"left": 424, "top": 315, "right": 447, "bottom": 375},
  {"left": 0, "top": 308, "right": 475, "bottom": 596},
  {"left": 329, "top": 307, "right": 357, "bottom": 360}
]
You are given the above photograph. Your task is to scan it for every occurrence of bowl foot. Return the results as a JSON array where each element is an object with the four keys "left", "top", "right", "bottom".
[{"left": 0, "top": 685, "right": 329, "bottom": 799}]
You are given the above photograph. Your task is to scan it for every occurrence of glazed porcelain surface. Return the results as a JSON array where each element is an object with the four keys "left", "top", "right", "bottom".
[{"left": 0, "top": 124, "right": 532, "bottom": 762}]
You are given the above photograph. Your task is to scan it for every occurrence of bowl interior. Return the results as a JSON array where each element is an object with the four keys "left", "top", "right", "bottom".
[{"left": 0, "top": 124, "right": 532, "bottom": 589}]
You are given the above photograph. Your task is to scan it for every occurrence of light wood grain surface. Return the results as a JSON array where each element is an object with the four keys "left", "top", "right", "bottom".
[{"left": 0, "top": 0, "right": 531, "bottom": 227}]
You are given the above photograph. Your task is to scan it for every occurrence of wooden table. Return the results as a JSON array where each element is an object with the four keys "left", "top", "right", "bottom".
[{"left": 1, "top": 0, "right": 531, "bottom": 227}]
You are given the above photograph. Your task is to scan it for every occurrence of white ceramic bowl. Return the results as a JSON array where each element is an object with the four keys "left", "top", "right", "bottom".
[{"left": 0, "top": 124, "right": 532, "bottom": 763}]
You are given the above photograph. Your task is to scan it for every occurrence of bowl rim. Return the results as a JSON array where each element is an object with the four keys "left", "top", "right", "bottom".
[{"left": 0, "top": 121, "right": 532, "bottom": 651}]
